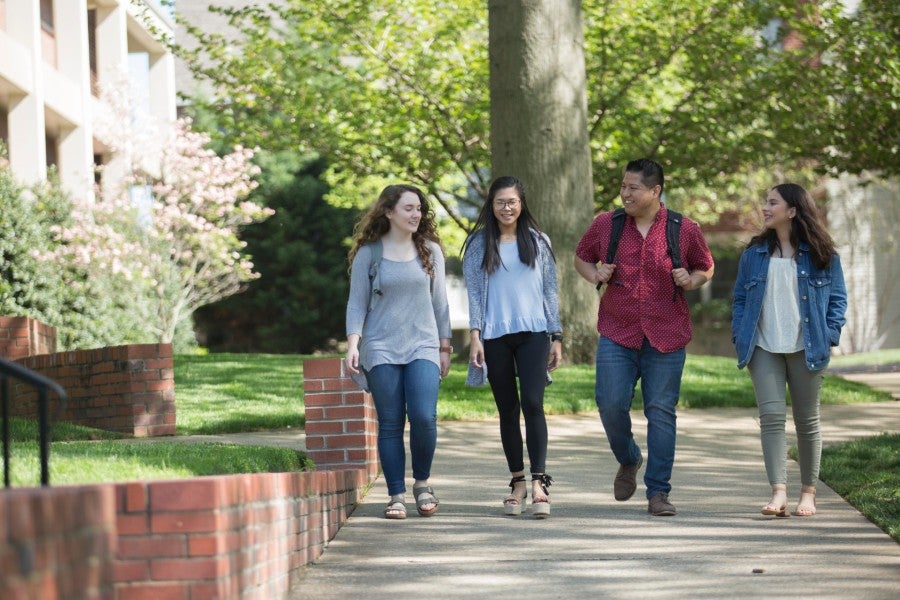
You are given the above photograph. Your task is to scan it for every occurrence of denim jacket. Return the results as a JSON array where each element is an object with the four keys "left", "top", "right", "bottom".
[{"left": 731, "top": 242, "right": 847, "bottom": 371}]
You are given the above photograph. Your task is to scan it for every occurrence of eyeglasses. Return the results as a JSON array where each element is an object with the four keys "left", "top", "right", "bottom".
[{"left": 493, "top": 199, "right": 520, "bottom": 209}]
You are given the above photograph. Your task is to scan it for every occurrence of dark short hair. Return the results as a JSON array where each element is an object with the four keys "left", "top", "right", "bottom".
[{"left": 625, "top": 158, "right": 664, "bottom": 191}]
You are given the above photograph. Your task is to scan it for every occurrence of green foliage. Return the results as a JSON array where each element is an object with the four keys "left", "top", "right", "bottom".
[
  {"left": 173, "top": 0, "right": 489, "bottom": 226},
  {"left": 171, "top": 0, "right": 897, "bottom": 228},
  {"left": 0, "top": 160, "right": 163, "bottom": 350},
  {"left": 192, "top": 152, "right": 359, "bottom": 353},
  {"left": 819, "top": 433, "right": 900, "bottom": 543},
  {"left": 0, "top": 165, "right": 70, "bottom": 325}
]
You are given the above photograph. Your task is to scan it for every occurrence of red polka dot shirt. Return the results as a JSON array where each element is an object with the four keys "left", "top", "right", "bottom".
[{"left": 575, "top": 206, "right": 714, "bottom": 352}]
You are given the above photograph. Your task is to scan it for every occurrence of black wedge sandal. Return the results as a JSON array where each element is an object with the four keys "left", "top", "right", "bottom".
[
  {"left": 531, "top": 473, "right": 553, "bottom": 518},
  {"left": 504, "top": 475, "right": 528, "bottom": 516}
]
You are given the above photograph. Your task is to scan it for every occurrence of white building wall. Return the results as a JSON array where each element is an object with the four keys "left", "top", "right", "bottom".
[
  {"left": 0, "top": 0, "right": 176, "bottom": 196},
  {"left": 827, "top": 174, "right": 900, "bottom": 352}
]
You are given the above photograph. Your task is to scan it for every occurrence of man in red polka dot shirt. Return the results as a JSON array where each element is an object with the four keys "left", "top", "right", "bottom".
[{"left": 575, "top": 158, "right": 714, "bottom": 517}]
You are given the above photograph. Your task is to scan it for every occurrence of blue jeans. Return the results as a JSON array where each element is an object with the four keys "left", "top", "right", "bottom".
[
  {"left": 365, "top": 360, "right": 440, "bottom": 496},
  {"left": 595, "top": 337, "right": 685, "bottom": 498}
]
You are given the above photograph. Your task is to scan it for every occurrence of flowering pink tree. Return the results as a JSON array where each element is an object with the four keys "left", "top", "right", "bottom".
[{"left": 46, "top": 74, "right": 271, "bottom": 344}]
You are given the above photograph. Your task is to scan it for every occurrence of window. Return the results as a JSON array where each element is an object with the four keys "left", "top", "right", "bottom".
[
  {"left": 40, "top": 0, "right": 54, "bottom": 33},
  {"left": 0, "top": 105, "right": 8, "bottom": 151},
  {"left": 88, "top": 9, "right": 98, "bottom": 94},
  {"left": 45, "top": 133, "right": 58, "bottom": 169}
]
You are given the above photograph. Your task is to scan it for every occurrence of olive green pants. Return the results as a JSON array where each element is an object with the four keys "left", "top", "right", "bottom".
[{"left": 747, "top": 347, "right": 824, "bottom": 487}]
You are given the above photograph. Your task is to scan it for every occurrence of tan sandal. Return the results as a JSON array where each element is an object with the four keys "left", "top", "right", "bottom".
[
  {"left": 531, "top": 474, "right": 552, "bottom": 519},
  {"left": 762, "top": 485, "right": 789, "bottom": 518},
  {"left": 504, "top": 475, "right": 527, "bottom": 516}
]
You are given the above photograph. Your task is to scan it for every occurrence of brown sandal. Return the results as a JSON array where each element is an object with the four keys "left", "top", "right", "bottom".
[{"left": 413, "top": 485, "right": 439, "bottom": 517}]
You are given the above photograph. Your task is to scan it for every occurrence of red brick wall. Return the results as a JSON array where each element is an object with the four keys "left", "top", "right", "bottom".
[
  {"left": 0, "top": 316, "right": 57, "bottom": 359},
  {"left": 302, "top": 358, "right": 379, "bottom": 478},
  {"left": 0, "top": 469, "right": 367, "bottom": 600},
  {"left": 10, "top": 344, "right": 176, "bottom": 437},
  {"left": 0, "top": 485, "right": 116, "bottom": 600}
]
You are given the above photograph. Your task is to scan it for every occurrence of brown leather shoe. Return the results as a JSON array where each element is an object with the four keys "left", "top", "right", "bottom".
[
  {"left": 613, "top": 454, "right": 643, "bottom": 501},
  {"left": 648, "top": 492, "right": 676, "bottom": 516}
]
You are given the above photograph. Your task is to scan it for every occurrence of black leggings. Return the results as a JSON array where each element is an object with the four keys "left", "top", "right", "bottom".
[{"left": 483, "top": 331, "right": 550, "bottom": 474}]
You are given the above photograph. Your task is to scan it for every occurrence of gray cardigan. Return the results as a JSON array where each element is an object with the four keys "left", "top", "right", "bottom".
[{"left": 462, "top": 229, "right": 562, "bottom": 385}]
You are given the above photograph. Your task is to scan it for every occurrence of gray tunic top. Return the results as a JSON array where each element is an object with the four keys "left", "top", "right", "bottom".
[{"left": 346, "top": 240, "right": 452, "bottom": 372}]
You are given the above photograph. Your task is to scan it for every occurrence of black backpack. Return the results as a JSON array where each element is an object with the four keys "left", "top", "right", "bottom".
[{"left": 597, "top": 208, "right": 683, "bottom": 298}]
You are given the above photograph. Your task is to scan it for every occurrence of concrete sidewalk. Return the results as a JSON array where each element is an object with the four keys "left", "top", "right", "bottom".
[{"left": 286, "top": 403, "right": 900, "bottom": 600}]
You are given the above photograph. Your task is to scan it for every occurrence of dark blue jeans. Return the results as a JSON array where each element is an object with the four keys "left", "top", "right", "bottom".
[
  {"left": 484, "top": 331, "right": 550, "bottom": 474},
  {"left": 365, "top": 360, "right": 440, "bottom": 496},
  {"left": 595, "top": 336, "right": 685, "bottom": 498}
]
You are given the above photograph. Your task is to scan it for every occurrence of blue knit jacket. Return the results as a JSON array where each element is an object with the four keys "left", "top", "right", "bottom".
[{"left": 462, "top": 228, "right": 562, "bottom": 385}]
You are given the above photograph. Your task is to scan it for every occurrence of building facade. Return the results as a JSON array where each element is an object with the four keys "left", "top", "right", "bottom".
[{"left": 0, "top": 0, "right": 175, "bottom": 195}]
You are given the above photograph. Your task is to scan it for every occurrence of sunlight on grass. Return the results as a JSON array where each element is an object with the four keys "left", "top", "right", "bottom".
[
  {"left": 3, "top": 440, "right": 312, "bottom": 486},
  {"left": 170, "top": 352, "right": 894, "bottom": 433},
  {"left": 175, "top": 353, "right": 306, "bottom": 434},
  {"left": 819, "top": 433, "right": 900, "bottom": 543},
  {"left": 829, "top": 349, "right": 900, "bottom": 368}
]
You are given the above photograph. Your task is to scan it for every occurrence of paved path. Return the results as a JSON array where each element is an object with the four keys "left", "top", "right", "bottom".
[{"left": 285, "top": 401, "right": 900, "bottom": 600}]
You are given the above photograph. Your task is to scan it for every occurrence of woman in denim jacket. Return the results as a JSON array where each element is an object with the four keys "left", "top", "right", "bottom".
[{"left": 732, "top": 183, "right": 847, "bottom": 518}]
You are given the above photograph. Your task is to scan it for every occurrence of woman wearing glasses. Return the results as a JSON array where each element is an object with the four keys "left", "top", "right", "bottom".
[{"left": 462, "top": 176, "right": 563, "bottom": 518}]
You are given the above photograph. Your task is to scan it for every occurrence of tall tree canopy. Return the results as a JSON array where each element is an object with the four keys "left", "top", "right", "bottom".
[
  {"left": 171, "top": 0, "right": 897, "bottom": 218},
  {"left": 165, "top": 0, "right": 898, "bottom": 355}
]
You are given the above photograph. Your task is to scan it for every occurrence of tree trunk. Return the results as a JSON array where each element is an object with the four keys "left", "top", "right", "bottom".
[{"left": 488, "top": 0, "right": 598, "bottom": 362}]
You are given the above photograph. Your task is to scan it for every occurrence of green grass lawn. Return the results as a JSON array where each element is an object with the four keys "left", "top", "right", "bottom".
[
  {"left": 174, "top": 353, "right": 894, "bottom": 431},
  {"left": 175, "top": 352, "right": 306, "bottom": 434},
  {"left": 829, "top": 349, "right": 900, "bottom": 369},
  {"left": 3, "top": 414, "right": 311, "bottom": 487},
  {"left": 818, "top": 433, "right": 900, "bottom": 543}
]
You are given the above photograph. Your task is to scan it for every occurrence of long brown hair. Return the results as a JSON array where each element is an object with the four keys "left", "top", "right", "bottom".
[
  {"left": 348, "top": 184, "right": 443, "bottom": 277},
  {"left": 747, "top": 183, "right": 837, "bottom": 269}
]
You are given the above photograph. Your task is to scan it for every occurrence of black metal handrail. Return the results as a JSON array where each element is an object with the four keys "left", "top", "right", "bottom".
[{"left": 1, "top": 357, "right": 67, "bottom": 487}]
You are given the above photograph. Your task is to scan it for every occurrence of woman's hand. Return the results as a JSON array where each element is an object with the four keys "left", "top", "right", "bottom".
[
  {"left": 346, "top": 334, "right": 361, "bottom": 374},
  {"left": 469, "top": 333, "right": 485, "bottom": 369},
  {"left": 548, "top": 340, "right": 562, "bottom": 372},
  {"left": 439, "top": 352, "right": 451, "bottom": 378}
]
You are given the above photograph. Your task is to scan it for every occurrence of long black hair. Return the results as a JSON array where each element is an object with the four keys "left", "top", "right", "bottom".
[
  {"left": 747, "top": 183, "right": 837, "bottom": 270},
  {"left": 461, "top": 176, "right": 551, "bottom": 274}
]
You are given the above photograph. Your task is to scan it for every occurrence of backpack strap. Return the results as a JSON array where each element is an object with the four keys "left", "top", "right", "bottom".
[
  {"left": 597, "top": 208, "right": 626, "bottom": 290},
  {"left": 605, "top": 208, "right": 627, "bottom": 265},
  {"left": 665, "top": 210, "right": 682, "bottom": 270},
  {"left": 367, "top": 239, "right": 383, "bottom": 312},
  {"left": 597, "top": 208, "right": 684, "bottom": 297},
  {"left": 665, "top": 209, "right": 683, "bottom": 300}
]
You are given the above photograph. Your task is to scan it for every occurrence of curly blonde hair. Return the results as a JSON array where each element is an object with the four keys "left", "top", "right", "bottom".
[{"left": 348, "top": 184, "right": 443, "bottom": 278}]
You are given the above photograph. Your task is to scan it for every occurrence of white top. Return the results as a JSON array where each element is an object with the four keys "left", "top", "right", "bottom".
[{"left": 757, "top": 257, "right": 803, "bottom": 354}]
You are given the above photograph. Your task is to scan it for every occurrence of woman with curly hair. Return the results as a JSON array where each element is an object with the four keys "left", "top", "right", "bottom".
[
  {"left": 732, "top": 183, "right": 847, "bottom": 518},
  {"left": 346, "top": 184, "right": 452, "bottom": 520}
]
